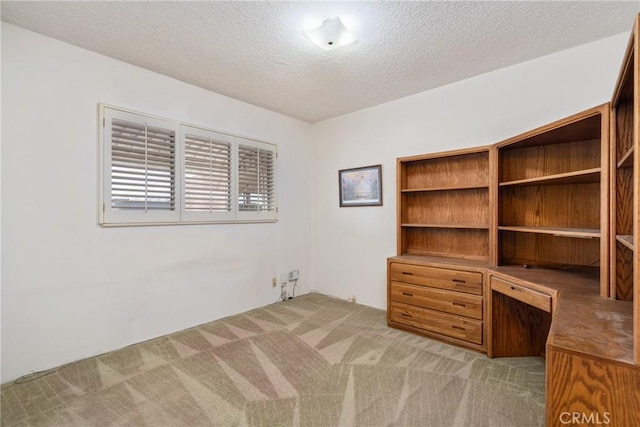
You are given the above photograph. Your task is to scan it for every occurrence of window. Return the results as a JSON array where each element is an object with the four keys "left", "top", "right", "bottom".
[
  {"left": 182, "top": 127, "right": 235, "bottom": 222},
  {"left": 102, "top": 108, "right": 181, "bottom": 224},
  {"left": 99, "top": 105, "right": 277, "bottom": 225},
  {"left": 237, "top": 139, "right": 277, "bottom": 221}
]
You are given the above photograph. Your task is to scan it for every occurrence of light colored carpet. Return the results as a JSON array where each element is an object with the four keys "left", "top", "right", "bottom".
[{"left": 1, "top": 293, "right": 545, "bottom": 426}]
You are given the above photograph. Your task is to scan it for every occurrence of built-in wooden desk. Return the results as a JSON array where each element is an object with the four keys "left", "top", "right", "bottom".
[{"left": 487, "top": 266, "right": 639, "bottom": 426}]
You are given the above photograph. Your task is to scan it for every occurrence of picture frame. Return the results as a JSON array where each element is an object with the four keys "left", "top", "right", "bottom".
[{"left": 339, "top": 164, "right": 383, "bottom": 207}]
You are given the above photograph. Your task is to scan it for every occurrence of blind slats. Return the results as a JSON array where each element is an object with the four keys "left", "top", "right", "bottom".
[
  {"left": 185, "top": 159, "right": 231, "bottom": 170},
  {"left": 110, "top": 118, "right": 176, "bottom": 212},
  {"left": 185, "top": 140, "right": 232, "bottom": 153},
  {"left": 238, "top": 144, "right": 275, "bottom": 213},
  {"left": 112, "top": 176, "right": 173, "bottom": 185},
  {"left": 184, "top": 133, "right": 232, "bottom": 214}
]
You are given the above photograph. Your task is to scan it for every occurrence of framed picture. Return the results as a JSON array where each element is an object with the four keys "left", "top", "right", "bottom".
[{"left": 339, "top": 164, "right": 382, "bottom": 207}]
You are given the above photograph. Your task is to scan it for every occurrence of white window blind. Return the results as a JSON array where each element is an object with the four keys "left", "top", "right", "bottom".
[
  {"left": 102, "top": 108, "right": 180, "bottom": 224},
  {"left": 99, "top": 105, "right": 277, "bottom": 225},
  {"left": 237, "top": 139, "right": 277, "bottom": 221},
  {"left": 182, "top": 127, "right": 235, "bottom": 222}
]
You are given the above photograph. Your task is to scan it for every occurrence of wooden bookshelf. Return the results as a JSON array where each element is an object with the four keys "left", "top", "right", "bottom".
[
  {"left": 494, "top": 105, "right": 610, "bottom": 295},
  {"left": 398, "top": 147, "right": 492, "bottom": 262},
  {"left": 389, "top": 14, "right": 640, "bottom": 424},
  {"left": 610, "top": 14, "right": 639, "bottom": 365},
  {"left": 390, "top": 147, "right": 492, "bottom": 351}
]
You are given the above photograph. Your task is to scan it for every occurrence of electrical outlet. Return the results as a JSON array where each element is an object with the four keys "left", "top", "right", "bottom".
[
  {"left": 280, "top": 272, "right": 288, "bottom": 284},
  {"left": 272, "top": 277, "right": 277, "bottom": 287},
  {"left": 288, "top": 269, "right": 299, "bottom": 281}
]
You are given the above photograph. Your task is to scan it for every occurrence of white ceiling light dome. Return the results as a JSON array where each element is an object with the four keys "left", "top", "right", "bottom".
[{"left": 303, "top": 17, "right": 357, "bottom": 51}]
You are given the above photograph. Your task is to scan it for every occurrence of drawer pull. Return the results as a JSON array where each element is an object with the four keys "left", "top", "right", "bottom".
[
  {"left": 401, "top": 292, "right": 414, "bottom": 297},
  {"left": 452, "top": 279, "right": 466, "bottom": 284},
  {"left": 510, "top": 286, "right": 516, "bottom": 291},
  {"left": 402, "top": 272, "right": 414, "bottom": 276},
  {"left": 401, "top": 313, "right": 413, "bottom": 318},
  {"left": 452, "top": 302, "right": 466, "bottom": 307},
  {"left": 452, "top": 325, "right": 466, "bottom": 331}
]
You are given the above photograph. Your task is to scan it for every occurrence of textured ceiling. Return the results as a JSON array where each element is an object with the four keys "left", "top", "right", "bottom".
[{"left": 2, "top": 1, "right": 639, "bottom": 123}]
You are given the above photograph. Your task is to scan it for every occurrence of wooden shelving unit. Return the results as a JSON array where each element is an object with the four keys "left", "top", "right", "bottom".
[
  {"left": 389, "top": 147, "right": 492, "bottom": 351},
  {"left": 494, "top": 105, "right": 610, "bottom": 294},
  {"left": 389, "top": 14, "right": 640, "bottom": 424},
  {"left": 397, "top": 147, "right": 492, "bottom": 263},
  {"left": 610, "top": 14, "right": 639, "bottom": 363}
]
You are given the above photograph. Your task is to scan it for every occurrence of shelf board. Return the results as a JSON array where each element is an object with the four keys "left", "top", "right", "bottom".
[
  {"left": 402, "top": 223, "right": 489, "bottom": 230},
  {"left": 498, "top": 226, "right": 600, "bottom": 239},
  {"left": 401, "top": 184, "right": 489, "bottom": 193},
  {"left": 617, "top": 146, "right": 634, "bottom": 169},
  {"left": 616, "top": 234, "right": 635, "bottom": 251},
  {"left": 499, "top": 168, "right": 600, "bottom": 187}
]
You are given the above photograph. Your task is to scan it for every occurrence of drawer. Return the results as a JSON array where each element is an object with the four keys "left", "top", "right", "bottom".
[
  {"left": 389, "top": 302, "right": 483, "bottom": 345},
  {"left": 390, "top": 282, "right": 483, "bottom": 320},
  {"left": 389, "top": 263, "right": 483, "bottom": 295},
  {"left": 491, "top": 276, "right": 551, "bottom": 313}
]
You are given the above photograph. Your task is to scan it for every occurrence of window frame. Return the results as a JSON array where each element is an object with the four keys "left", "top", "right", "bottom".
[
  {"left": 98, "top": 104, "right": 278, "bottom": 226},
  {"left": 236, "top": 138, "right": 278, "bottom": 222},
  {"left": 100, "top": 108, "right": 182, "bottom": 225},
  {"left": 181, "top": 125, "right": 236, "bottom": 223}
]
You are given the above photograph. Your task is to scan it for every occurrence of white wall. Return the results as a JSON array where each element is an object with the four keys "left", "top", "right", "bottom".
[
  {"left": 311, "top": 32, "right": 630, "bottom": 310},
  {"left": 1, "top": 23, "right": 313, "bottom": 383}
]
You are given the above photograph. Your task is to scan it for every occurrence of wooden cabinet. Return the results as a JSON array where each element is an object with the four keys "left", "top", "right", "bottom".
[
  {"left": 488, "top": 273, "right": 553, "bottom": 359},
  {"left": 494, "top": 104, "right": 610, "bottom": 296},
  {"left": 388, "top": 13, "right": 640, "bottom": 424},
  {"left": 484, "top": 265, "right": 637, "bottom": 426},
  {"left": 397, "top": 147, "right": 492, "bottom": 261},
  {"left": 390, "top": 147, "right": 491, "bottom": 351},
  {"left": 547, "top": 348, "right": 640, "bottom": 427},
  {"left": 611, "top": 14, "right": 639, "bottom": 364},
  {"left": 388, "top": 257, "right": 486, "bottom": 350}
]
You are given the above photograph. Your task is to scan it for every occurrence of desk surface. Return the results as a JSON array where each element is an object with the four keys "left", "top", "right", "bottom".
[{"left": 490, "top": 266, "right": 635, "bottom": 365}]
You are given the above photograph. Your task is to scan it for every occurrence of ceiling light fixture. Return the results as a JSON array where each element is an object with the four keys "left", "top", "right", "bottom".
[{"left": 303, "top": 17, "right": 357, "bottom": 51}]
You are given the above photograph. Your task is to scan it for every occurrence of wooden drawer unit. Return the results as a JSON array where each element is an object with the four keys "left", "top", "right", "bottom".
[
  {"left": 390, "top": 282, "right": 482, "bottom": 320},
  {"left": 387, "top": 258, "right": 486, "bottom": 351},
  {"left": 390, "top": 302, "right": 483, "bottom": 345},
  {"left": 389, "top": 262, "right": 483, "bottom": 295},
  {"left": 491, "top": 276, "right": 551, "bottom": 313}
]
